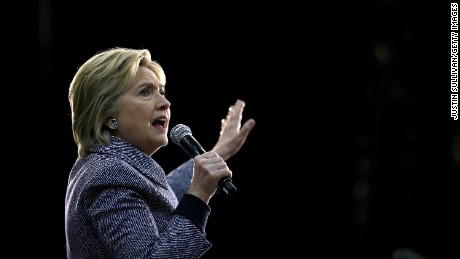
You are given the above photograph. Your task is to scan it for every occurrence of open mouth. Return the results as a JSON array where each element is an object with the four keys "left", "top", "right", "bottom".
[{"left": 152, "top": 117, "right": 167, "bottom": 129}]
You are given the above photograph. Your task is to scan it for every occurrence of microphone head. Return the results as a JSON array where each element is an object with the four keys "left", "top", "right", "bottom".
[{"left": 170, "top": 124, "right": 192, "bottom": 145}]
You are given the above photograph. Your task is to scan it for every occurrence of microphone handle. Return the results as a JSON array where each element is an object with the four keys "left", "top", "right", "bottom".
[
  {"left": 218, "top": 177, "right": 237, "bottom": 196},
  {"left": 180, "top": 136, "right": 237, "bottom": 196}
]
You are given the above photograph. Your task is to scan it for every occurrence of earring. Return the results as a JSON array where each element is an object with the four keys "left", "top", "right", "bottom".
[{"left": 108, "top": 118, "right": 118, "bottom": 130}]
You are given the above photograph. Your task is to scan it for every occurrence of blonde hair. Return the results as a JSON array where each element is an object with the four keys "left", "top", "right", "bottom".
[{"left": 68, "top": 47, "right": 166, "bottom": 158}]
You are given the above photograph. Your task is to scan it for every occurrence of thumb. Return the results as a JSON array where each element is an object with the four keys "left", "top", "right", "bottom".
[{"left": 241, "top": 119, "right": 256, "bottom": 134}]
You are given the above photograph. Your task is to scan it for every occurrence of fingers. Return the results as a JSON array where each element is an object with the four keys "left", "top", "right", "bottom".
[
  {"left": 189, "top": 152, "right": 232, "bottom": 203},
  {"left": 196, "top": 152, "right": 232, "bottom": 178},
  {"left": 222, "top": 99, "right": 247, "bottom": 129},
  {"left": 218, "top": 99, "right": 255, "bottom": 144},
  {"left": 212, "top": 98, "right": 255, "bottom": 161},
  {"left": 231, "top": 99, "right": 245, "bottom": 121}
]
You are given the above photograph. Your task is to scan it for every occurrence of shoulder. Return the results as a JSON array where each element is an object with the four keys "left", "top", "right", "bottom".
[{"left": 69, "top": 154, "right": 139, "bottom": 188}]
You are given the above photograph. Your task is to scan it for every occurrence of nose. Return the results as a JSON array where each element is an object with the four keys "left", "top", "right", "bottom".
[{"left": 156, "top": 95, "right": 171, "bottom": 111}]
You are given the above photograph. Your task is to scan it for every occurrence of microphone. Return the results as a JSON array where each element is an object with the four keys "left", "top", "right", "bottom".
[{"left": 170, "top": 124, "right": 237, "bottom": 196}]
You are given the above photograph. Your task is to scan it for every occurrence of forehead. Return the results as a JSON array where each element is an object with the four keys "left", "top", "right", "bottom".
[
  {"left": 129, "top": 66, "right": 165, "bottom": 91},
  {"left": 134, "top": 66, "right": 159, "bottom": 83}
]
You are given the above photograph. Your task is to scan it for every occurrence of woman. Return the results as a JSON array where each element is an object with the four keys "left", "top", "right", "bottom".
[{"left": 65, "top": 47, "right": 255, "bottom": 258}]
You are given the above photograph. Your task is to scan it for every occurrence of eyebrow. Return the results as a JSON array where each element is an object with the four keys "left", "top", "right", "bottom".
[{"left": 135, "top": 81, "right": 166, "bottom": 92}]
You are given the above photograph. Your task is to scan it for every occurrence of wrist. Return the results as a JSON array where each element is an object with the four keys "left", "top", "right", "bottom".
[
  {"left": 211, "top": 146, "right": 230, "bottom": 161},
  {"left": 187, "top": 190, "right": 211, "bottom": 204}
]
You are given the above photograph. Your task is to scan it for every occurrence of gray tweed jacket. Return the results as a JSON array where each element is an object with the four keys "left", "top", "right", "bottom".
[{"left": 65, "top": 136, "right": 212, "bottom": 258}]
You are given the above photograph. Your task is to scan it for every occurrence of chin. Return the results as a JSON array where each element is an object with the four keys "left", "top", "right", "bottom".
[{"left": 156, "top": 138, "right": 169, "bottom": 148}]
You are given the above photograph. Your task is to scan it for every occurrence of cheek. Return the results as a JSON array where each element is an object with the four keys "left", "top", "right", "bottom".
[
  {"left": 119, "top": 105, "right": 149, "bottom": 124},
  {"left": 117, "top": 97, "right": 155, "bottom": 125}
]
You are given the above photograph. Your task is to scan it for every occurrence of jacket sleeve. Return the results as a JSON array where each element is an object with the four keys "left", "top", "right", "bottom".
[{"left": 166, "top": 159, "right": 194, "bottom": 201}]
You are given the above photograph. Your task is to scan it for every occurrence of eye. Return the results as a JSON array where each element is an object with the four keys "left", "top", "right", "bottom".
[
  {"left": 159, "top": 89, "right": 166, "bottom": 97},
  {"left": 139, "top": 87, "right": 151, "bottom": 96}
]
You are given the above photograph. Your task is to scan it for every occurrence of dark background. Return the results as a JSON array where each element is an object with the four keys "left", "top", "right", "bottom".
[{"left": 7, "top": 1, "right": 458, "bottom": 258}]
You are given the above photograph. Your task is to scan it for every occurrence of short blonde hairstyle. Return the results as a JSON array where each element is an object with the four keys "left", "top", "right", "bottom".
[{"left": 68, "top": 47, "right": 166, "bottom": 158}]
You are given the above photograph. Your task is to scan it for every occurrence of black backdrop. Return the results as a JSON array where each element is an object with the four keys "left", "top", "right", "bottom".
[{"left": 8, "top": 1, "right": 457, "bottom": 258}]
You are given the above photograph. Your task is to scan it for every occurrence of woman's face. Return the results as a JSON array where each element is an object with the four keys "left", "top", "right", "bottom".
[{"left": 113, "top": 66, "right": 171, "bottom": 155}]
